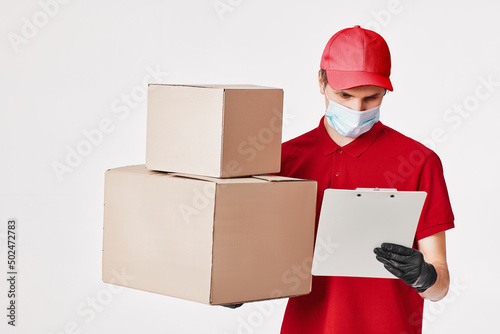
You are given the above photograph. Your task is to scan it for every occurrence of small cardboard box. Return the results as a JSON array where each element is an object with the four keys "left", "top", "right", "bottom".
[
  {"left": 102, "top": 165, "right": 317, "bottom": 305},
  {"left": 145, "top": 84, "right": 284, "bottom": 178}
]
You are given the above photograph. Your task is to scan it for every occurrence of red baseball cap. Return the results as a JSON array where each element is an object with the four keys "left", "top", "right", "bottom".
[{"left": 320, "top": 25, "right": 393, "bottom": 91}]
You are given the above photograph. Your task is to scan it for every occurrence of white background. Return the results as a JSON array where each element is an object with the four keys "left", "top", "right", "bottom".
[{"left": 1, "top": 0, "right": 499, "bottom": 333}]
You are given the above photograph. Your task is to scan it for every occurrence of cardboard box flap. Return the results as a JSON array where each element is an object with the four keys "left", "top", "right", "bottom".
[
  {"left": 107, "top": 165, "right": 160, "bottom": 177},
  {"left": 148, "top": 83, "right": 280, "bottom": 90},
  {"left": 106, "top": 168, "right": 309, "bottom": 184},
  {"left": 252, "top": 175, "right": 308, "bottom": 182},
  {"left": 169, "top": 172, "right": 263, "bottom": 184}
]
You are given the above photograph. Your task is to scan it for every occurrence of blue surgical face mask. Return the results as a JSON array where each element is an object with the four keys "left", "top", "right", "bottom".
[{"left": 324, "top": 90, "right": 380, "bottom": 138}]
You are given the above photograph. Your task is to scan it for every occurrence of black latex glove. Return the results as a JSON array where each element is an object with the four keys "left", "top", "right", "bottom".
[
  {"left": 374, "top": 243, "right": 437, "bottom": 293},
  {"left": 221, "top": 303, "right": 244, "bottom": 309}
]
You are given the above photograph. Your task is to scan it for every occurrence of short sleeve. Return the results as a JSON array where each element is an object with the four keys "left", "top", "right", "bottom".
[{"left": 415, "top": 151, "right": 455, "bottom": 240}]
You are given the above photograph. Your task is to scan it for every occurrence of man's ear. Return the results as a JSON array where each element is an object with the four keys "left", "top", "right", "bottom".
[{"left": 318, "top": 71, "right": 325, "bottom": 95}]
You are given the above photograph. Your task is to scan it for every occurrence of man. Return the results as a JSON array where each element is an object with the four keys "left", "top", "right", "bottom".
[{"left": 278, "top": 26, "right": 455, "bottom": 333}]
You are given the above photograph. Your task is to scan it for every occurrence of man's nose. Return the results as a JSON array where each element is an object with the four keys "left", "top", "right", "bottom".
[{"left": 351, "top": 99, "right": 366, "bottom": 111}]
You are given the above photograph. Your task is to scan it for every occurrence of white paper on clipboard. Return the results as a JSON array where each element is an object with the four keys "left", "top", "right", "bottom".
[{"left": 311, "top": 188, "right": 427, "bottom": 279}]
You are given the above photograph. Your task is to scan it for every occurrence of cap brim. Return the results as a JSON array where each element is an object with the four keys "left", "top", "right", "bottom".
[{"left": 325, "top": 70, "right": 393, "bottom": 91}]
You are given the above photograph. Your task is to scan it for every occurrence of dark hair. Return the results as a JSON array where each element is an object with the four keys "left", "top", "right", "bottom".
[
  {"left": 319, "top": 69, "right": 328, "bottom": 85},
  {"left": 319, "top": 68, "right": 388, "bottom": 95}
]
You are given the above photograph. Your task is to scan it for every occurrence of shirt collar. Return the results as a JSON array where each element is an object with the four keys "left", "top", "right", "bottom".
[{"left": 316, "top": 116, "right": 384, "bottom": 157}]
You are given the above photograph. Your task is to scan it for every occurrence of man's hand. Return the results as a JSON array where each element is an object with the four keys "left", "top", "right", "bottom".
[
  {"left": 221, "top": 303, "right": 244, "bottom": 309},
  {"left": 374, "top": 243, "right": 437, "bottom": 293}
]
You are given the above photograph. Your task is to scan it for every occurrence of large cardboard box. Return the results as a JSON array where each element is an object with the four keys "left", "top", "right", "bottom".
[
  {"left": 146, "top": 84, "right": 284, "bottom": 178},
  {"left": 102, "top": 165, "right": 317, "bottom": 305}
]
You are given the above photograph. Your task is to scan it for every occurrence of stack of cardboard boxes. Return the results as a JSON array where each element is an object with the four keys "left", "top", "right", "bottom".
[{"left": 102, "top": 84, "right": 317, "bottom": 305}]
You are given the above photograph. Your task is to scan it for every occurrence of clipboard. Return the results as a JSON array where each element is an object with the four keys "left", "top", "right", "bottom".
[{"left": 311, "top": 188, "right": 427, "bottom": 279}]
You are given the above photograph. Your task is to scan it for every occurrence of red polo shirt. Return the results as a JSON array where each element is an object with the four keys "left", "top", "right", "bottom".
[{"left": 278, "top": 117, "right": 455, "bottom": 334}]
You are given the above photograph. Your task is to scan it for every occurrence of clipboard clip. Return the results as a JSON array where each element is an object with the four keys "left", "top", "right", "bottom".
[
  {"left": 355, "top": 188, "right": 398, "bottom": 198},
  {"left": 355, "top": 188, "right": 397, "bottom": 192}
]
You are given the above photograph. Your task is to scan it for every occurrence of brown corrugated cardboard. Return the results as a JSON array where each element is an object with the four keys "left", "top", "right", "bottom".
[
  {"left": 102, "top": 165, "right": 317, "bottom": 305},
  {"left": 145, "top": 84, "right": 284, "bottom": 178}
]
